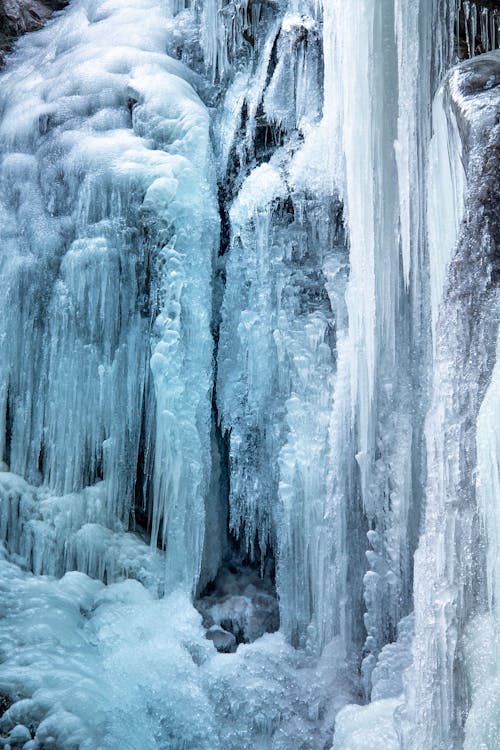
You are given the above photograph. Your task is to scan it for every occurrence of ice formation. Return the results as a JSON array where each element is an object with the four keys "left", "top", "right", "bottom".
[{"left": 0, "top": 0, "right": 498, "bottom": 749}]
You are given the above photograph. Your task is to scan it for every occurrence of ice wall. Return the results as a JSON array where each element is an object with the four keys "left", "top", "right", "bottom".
[
  {"left": 0, "top": 0, "right": 218, "bottom": 594},
  {"left": 316, "top": 0, "right": 457, "bottom": 684},
  {"left": 0, "top": 0, "right": 498, "bottom": 748},
  {"left": 403, "top": 51, "right": 500, "bottom": 750},
  {"left": 212, "top": 0, "right": 446, "bottom": 671}
]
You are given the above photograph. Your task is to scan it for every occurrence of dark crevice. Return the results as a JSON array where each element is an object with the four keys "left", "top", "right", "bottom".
[
  {"left": 0, "top": 693, "right": 12, "bottom": 718},
  {"left": 3, "top": 388, "right": 12, "bottom": 466},
  {"left": 131, "top": 369, "right": 158, "bottom": 546},
  {"left": 455, "top": 1, "right": 500, "bottom": 58},
  {"left": 195, "top": 542, "right": 279, "bottom": 653}
]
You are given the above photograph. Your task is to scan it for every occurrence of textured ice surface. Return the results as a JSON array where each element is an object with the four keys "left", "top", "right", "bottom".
[
  {"left": 0, "top": 0, "right": 218, "bottom": 596},
  {"left": 0, "top": 543, "right": 357, "bottom": 749},
  {"left": 331, "top": 698, "right": 401, "bottom": 750},
  {"left": 403, "top": 51, "right": 500, "bottom": 750},
  {"left": 0, "top": 547, "right": 217, "bottom": 750},
  {"left": 0, "top": 1, "right": 498, "bottom": 749}
]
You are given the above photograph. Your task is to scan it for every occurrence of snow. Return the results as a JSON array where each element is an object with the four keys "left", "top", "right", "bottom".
[{"left": 331, "top": 698, "right": 401, "bottom": 750}]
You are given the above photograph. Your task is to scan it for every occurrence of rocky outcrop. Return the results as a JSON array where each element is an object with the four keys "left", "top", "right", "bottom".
[{"left": 0, "top": 0, "right": 68, "bottom": 63}]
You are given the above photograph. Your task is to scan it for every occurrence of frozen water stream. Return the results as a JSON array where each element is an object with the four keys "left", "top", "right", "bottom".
[{"left": 0, "top": 1, "right": 498, "bottom": 748}]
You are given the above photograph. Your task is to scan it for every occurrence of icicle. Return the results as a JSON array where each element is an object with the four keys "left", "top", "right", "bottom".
[
  {"left": 463, "top": 335, "right": 500, "bottom": 750},
  {"left": 0, "top": 0, "right": 218, "bottom": 596},
  {"left": 471, "top": 2, "right": 478, "bottom": 53},
  {"left": 427, "top": 86, "right": 465, "bottom": 354},
  {"left": 402, "top": 50, "right": 500, "bottom": 750}
]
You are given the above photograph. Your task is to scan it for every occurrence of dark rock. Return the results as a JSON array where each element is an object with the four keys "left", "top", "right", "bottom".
[
  {"left": 0, "top": 695, "right": 11, "bottom": 718},
  {"left": 206, "top": 625, "right": 237, "bottom": 654},
  {"left": 0, "top": 0, "right": 69, "bottom": 64},
  {"left": 195, "top": 554, "right": 280, "bottom": 649}
]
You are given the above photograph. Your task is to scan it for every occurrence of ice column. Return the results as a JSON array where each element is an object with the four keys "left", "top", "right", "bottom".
[{"left": 427, "top": 85, "right": 466, "bottom": 352}]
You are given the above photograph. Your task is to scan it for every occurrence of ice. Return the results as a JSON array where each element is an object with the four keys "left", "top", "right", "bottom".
[
  {"left": 457, "top": 0, "right": 500, "bottom": 56},
  {"left": 402, "top": 51, "right": 500, "bottom": 750},
  {"left": 331, "top": 698, "right": 401, "bottom": 750},
  {"left": 0, "top": 0, "right": 218, "bottom": 595},
  {"left": 316, "top": 0, "right": 436, "bottom": 680},
  {"left": 370, "top": 614, "right": 414, "bottom": 701},
  {"left": 394, "top": 0, "right": 454, "bottom": 291},
  {"left": 462, "top": 614, "right": 500, "bottom": 750},
  {"left": 204, "top": 633, "right": 355, "bottom": 750},
  {"left": 427, "top": 85, "right": 466, "bottom": 353},
  {"left": 462, "top": 335, "right": 500, "bottom": 750},
  {"left": 217, "top": 147, "right": 346, "bottom": 648},
  {"left": 0, "top": 549, "right": 218, "bottom": 750},
  {"left": 262, "top": 13, "right": 322, "bottom": 133},
  {"left": 476, "top": 335, "right": 500, "bottom": 640},
  {"left": 217, "top": 160, "right": 288, "bottom": 556},
  {"left": 200, "top": 0, "right": 278, "bottom": 81},
  {"left": 0, "top": 1, "right": 497, "bottom": 748},
  {"left": 0, "top": 543, "right": 359, "bottom": 749}
]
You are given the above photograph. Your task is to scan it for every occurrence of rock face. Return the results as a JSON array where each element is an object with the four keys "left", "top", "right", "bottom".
[{"left": 0, "top": 0, "right": 68, "bottom": 62}]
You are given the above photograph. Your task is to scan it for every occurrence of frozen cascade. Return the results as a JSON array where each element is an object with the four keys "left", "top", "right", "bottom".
[
  {"left": 0, "top": 0, "right": 498, "bottom": 749},
  {"left": 0, "top": 0, "right": 218, "bottom": 594},
  {"left": 317, "top": 0, "right": 453, "bottom": 682},
  {"left": 402, "top": 51, "right": 500, "bottom": 750}
]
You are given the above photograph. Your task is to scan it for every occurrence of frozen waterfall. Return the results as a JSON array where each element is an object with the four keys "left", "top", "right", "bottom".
[{"left": 0, "top": 1, "right": 498, "bottom": 749}]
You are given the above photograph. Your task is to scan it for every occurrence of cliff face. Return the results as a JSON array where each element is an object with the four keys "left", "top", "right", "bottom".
[{"left": 0, "top": 0, "right": 67, "bottom": 62}]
